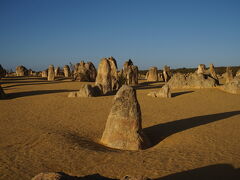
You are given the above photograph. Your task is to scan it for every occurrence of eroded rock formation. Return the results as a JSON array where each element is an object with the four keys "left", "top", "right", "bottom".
[
  {"left": 122, "top": 59, "right": 138, "bottom": 85},
  {"left": 147, "top": 84, "right": 171, "bottom": 98},
  {"left": 47, "top": 65, "right": 55, "bottom": 81},
  {"left": 101, "top": 85, "right": 150, "bottom": 150},
  {"left": 74, "top": 61, "right": 97, "bottom": 81},
  {"left": 63, "top": 65, "right": 70, "bottom": 77},
  {"left": 147, "top": 67, "right": 158, "bottom": 81},
  {"left": 16, "top": 65, "right": 28, "bottom": 76},
  {"left": 163, "top": 65, "right": 171, "bottom": 82}
]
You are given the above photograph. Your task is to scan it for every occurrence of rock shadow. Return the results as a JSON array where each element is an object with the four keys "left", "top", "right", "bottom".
[
  {"left": 143, "top": 111, "right": 240, "bottom": 148},
  {"left": 155, "top": 164, "right": 240, "bottom": 180},
  {"left": 2, "top": 89, "right": 74, "bottom": 99},
  {"left": 171, "top": 91, "right": 194, "bottom": 97},
  {"left": 134, "top": 81, "right": 164, "bottom": 90}
]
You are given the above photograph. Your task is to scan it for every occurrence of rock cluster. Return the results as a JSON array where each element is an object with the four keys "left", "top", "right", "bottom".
[
  {"left": 73, "top": 61, "right": 97, "bottom": 82},
  {"left": 95, "top": 57, "right": 120, "bottom": 95},
  {"left": 196, "top": 64, "right": 206, "bottom": 74},
  {"left": 41, "top": 70, "right": 48, "bottom": 78},
  {"left": 147, "top": 84, "right": 171, "bottom": 98},
  {"left": 101, "top": 85, "right": 150, "bottom": 150},
  {"left": 167, "top": 72, "right": 217, "bottom": 89},
  {"left": 16, "top": 65, "right": 28, "bottom": 76},
  {"left": 146, "top": 67, "right": 158, "bottom": 81},
  {"left": 224, "top": 67, "right": 234, "bottom": 84},
  {"left": 122, "top": 59, "right": 138, "bottom": 85}
]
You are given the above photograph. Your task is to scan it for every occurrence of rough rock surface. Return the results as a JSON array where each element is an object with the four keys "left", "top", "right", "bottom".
[
  {"left": 95, "top": 57, "right": 119, "bottom": 94},
  {"left": 16, "top": 65, "right": 28, "bottom": 76},
  {"left": 55, "top": 67, "right": 60, "bottom": 76},
  {"left": 101, "top": 85, "right": 150, "bottom": 150},
  {"left": 68, "top": 84, "right": 100, "bottom": 98},
  {"left": 147, "top": 67, "right": 158, "bottom": 82},
  {"left": 147, "top": 84, "right": 171, "bottom": 98},
  {"left": 236, "top": 69, "right": 240, "bottom": 77},
  {"left": 48, "top": 65, "right": 55, "bottom": 81},
  {"left": 220, "top": 76, "right": 240, "bottom": 94},
  {"left": 167, "top": 72, "right": 217, "bottom": 89}
]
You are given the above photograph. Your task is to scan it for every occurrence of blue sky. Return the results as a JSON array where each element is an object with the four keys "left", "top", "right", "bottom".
[{"left": 0, "top": 0, "right": 240, "bottom": 71}]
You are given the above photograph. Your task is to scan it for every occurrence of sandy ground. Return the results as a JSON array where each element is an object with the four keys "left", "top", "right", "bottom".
[{"left": 0, "top": 77, "right": 240, "bottom": 180}]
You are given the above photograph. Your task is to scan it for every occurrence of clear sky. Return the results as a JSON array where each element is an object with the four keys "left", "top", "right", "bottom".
[{"left": 0, "top": 0, "right": 240, "bottom": 71}]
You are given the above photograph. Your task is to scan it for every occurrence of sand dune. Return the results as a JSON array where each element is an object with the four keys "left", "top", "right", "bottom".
[{"left": 0, "top": 77, "right": 240, "bottom": 179}]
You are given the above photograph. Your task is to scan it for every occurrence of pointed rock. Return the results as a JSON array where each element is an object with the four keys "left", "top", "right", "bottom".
[{"left": 101, "top": 85, "right": 150, "bottom": 150}]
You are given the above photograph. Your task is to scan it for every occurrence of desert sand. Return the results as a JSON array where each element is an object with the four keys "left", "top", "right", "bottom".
[{"left": 0, "top": 77, "right": 240, "bottom": 179}]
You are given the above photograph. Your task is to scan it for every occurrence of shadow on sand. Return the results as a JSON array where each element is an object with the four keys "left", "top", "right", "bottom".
[
  {"left": 143, "top": 111, "right": 240, "bottom": 148},
  {"left": 2, "top": 89, "right": 74, "bottom": 99},
  {"left": 171, "top": 91, "right": 194, "bottom": 97},
  {"left": 37, "top": 164, "right": 240, "bottom": 180},
  {"left": 134, "top": 81, "right": 164, "bottom": 90}
]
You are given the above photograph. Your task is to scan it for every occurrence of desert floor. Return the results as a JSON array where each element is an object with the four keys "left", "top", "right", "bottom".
[{"left": 0, "top": 77, "right": 240, "bottom": 180}]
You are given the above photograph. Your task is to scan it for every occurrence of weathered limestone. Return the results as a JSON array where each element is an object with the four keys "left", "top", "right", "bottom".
[
  {"left": 0, "top": 85, "right": 5, "bottom": 99},
  {"left": 147, "top": 84, "right": 171, "bottom": 98},
  {"left": 209, "top": 64, "right": 219, "bottom": 84},
  {"left": 68, "top": 84, "right": 100, "bottom": 98},
  {"left": 47, "top": 65, "right": 55, "bottom": 81},
  {"left": 122, "top": 59, "right": 138, "bottom": 85},
  {"left": 196, "top": 64, "right": 206, "bottom": 74},
  {"left": 16, "top": 65, "right": 28, "bottom": 76},
  {"left": 101, "top": 85, "right": 150, "bottom": 150},
  {"left": 163, "top": 65, "right": 171, "bottom": 82},
  {"left": 236, "top": 69, "right": 240, "bottom": 77},
  {"left": 220, "top": 76, "right": 240, "bottom": 94},
  {"left": 95, "top": 57, "right": 119, "bottom": 94},
  {"left": 147, "top": 67, "right": 158, "bottom": 81},
  {"left": 167, "top": 72, "right": 217, "bottom": 89},
  {"left": 63, "top": 65, "right": 70, "bottom": 77},
  {"left": 54, "top": 66, "right": 60, "bottom": 76},
  {"left": 224, "top": 67, "right": 234, "bottom": 84},
  {"left": 74, "top": 61, "right": 97, "bottom": 81},
  {"left": 42, "top": 70, "right": 48, "bottom": 78}
]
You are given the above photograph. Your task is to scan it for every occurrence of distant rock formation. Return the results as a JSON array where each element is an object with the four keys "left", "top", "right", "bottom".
[
  {"left": 63, "top": 65, "right": 70, "bottom": 77},
  {"left": 196, "top": 64, "right": 206, "bottom": 74},
  {"left": 208, "top": 64, "right": 219, "bottom": 84},
  {"left": 47, "top": 65, "right": 55, "bottom": 81},
  {"left": 16, "top": 65, "right": 28, "bottom": 76},
  {"left": 224, "top": 67, "right": 234, "bottom": 84},
  {"left": 147, "top": 84, "right": 171, "bottom": 98},
  {"left": 68, "top": 84, "right": 100, "bottom": 98},
  {"left": 101, "top": 85, "right": 150, "bottom": 150},
  {"left": 220, "top": 76, "right": 240, "bottom": 94},
  {"left": 163, "top": 65, "right": 171, "bottom": 82},
  {"left": 122, "top": 59, "right": 138, "bottom": 85},
  {"left": 74, "top": 61, "right": 97, "bottom": 82},
  {"left": 54, "top": 66, "right": 60, "bottom": 76},
  {"left": 167, "top": 72, "right": 217, "bottom": 89},
  {"left": 146, "top": 67, "right": 158, "bottom": 81},
  {"left": 95, "top": 57, "right": 120, "bottom": 95},
  {"left": 41, "top": 70, "right": 48, "bottom": 78}
]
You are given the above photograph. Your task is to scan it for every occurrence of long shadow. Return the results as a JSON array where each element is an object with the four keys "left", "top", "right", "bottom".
[
  {"left": 143, "top": 111, "right": 240, "bottom": 148},
  {"left": 2, "top": 89, "right": 74, "bottom": 99},
  {"left": 156, "top": 164, "right": 240, "bottom": 180},
  {"left": 171, "top": 91, "right": 194, "bottom": 97},
  {"left": 134, "top": 81, "right": 164, "bottom": 90}
]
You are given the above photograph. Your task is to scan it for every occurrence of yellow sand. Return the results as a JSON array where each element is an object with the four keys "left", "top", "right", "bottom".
[{"left": 0, "top": 77, "right": 240, "bottom": 179}]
